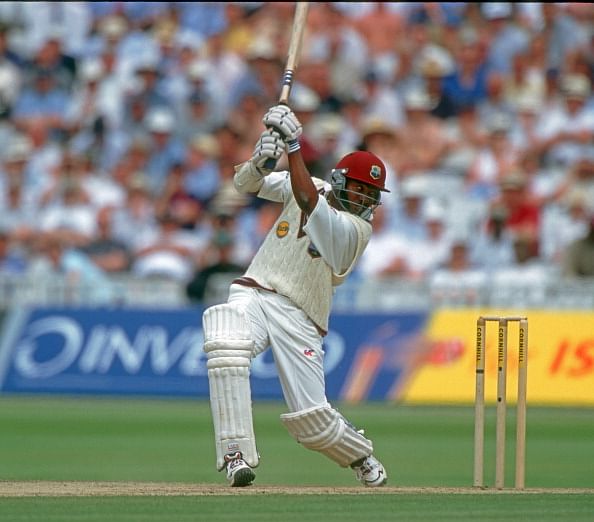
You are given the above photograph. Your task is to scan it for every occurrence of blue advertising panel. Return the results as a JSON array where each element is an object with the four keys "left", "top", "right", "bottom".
[{"left": 0, "top": 307, "right": 429, "bottom": 401}]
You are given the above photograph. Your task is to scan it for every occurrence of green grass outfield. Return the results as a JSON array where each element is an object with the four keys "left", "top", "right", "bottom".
[{"left": 0, "top": 396, "right": 593, "bottom": 521}]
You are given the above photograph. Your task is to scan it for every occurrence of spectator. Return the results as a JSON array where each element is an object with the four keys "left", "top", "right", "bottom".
[
  {"left": 11, "top": 69, "right": 70, "bottom": 140},
  {"left": 470, "top": 204, "right": 515, "bottom": 274},
  {"left": 14, "top": 2, "right": 92, "bottom": 60},
  {"left": 90, "top": 47, "right": 127, "bottom": 131},
  {"left": 359, "top": 69, "right": 404, "bottom": 129},
  {"left": 441, "top": 102, "right": 487, "bottom": 178},
  {"left": 481, "top": 2, "right": 530, "bottom": 76},
  {"left": 303, "top": 112, "right": 344, "bottom": 182},
  {"left": 416, "top": 49, "right": 458, "bottom": 120},
  {"left": 26, "top": 232, "right": 115, "bottom": 304},
  {"left": 478, "top": 72, "right": 517, "bottom": 125},
  {"left": 128, "top": 53, "right": 170, "bottom": 112},
  {"left": 111, "top": 173, "right": 158, "bottom": 251},
  {"left": 68, "top": 147, "right": 125, "bottom": 208},
  {"left": 541, "top": 189, "right": 592, "bottom": 265},
  {"left": 429, "top": 237, "right": 488, "bottom": 306},
  {"left": 0, "top": 21, "right": 24, "bottom": 68},
  {"left": 356, "top": 204, "right": 412, "bottom": 279},
  {"left": 502, "top": 51, "right": 546, "bottom": 114},
  {"left": 352, "top": 2, "right": 405, "bottom": 84},
  {"left": 218, "top": 3, "right": 255, "bottom": 56},
  {"left": 564, "top": 159, "right": 594, "bottom": 212},
  {"left": 298, "top": 59, "right": 343, "bottom": 114},
  {"left": 485, "top": 171, "right": 542, "bottom": 257},
  {"left": 142, "top": 106, "right": 188, "bottom": 195},
  {"left": 66, "top": 58, "right": 108, "bottom": 133},
  {"left": 0, "top": 23, "right": 22, "bottom": 119},
  {"left": 393, "top": 87, "right": 450, "bottom": 178},
  {"left": 357, "top": 115, "right": 399, "bottom": 193},
  {"left": 388, "top": 176, "right": 429, "bottom": 242},
  {"left": 441, "top": 28, "right": 490, "bottom": 111},
  {"left": 534, "top": 73, "right": 594, "bottom": 169},
  {"left": 155, "top": 161, "right": 204, "bottom": 231},
  {"left": 491, "top": 228, "right": 554, "bottom": 306},
  {"left": 0, "top": 1, "right": 588, "bottom": 305},
  {"left": 540, "top": 3, "right": 591, "bottom": 72},
  {"left": 149, "top": 18, "right": 199, "bottom": 115},
  {"left": 562, "top": 211, "right": 594, "bottom": 277},
  {"left": 78, "top": 205, "right": 132, "bottom": 273},
  {"left": 0, "top": 227, "right": 28, "bottom": 275},
  {"left": 466, "top": 112, "right": 519, "bottom": 202},
  {"left": 409, "top": 200, "right": 454, "bottom": 279},
  {"left": 227, "top": 35, "right": 282, "bottom": 111},
  {"left": 303, "top": 3, "right": 369, "bottom": 99},
  {"left": 178, "top": 85, "right": 222, "bottom": 140},
  {"left": 185, "top": 229, "right": 247, "bottom": 304},
  {"left": 130, "top": 210, "right": 205, "bottom": 283},
  {"left": 507, "top": 93, "right": 541, "bottom": 155},
  {"left": 334, "top": 90, "right": 366, "bottom": 155},
  {"left": 17, "top": 121, "right": 62, "bottom": 200},
  {"left": 37, "top": 173, "right": 97, "bottom": 249},
  {"left": 173, "top": 2, "right": 227, "bottom": 41},
  {"left": 182, "top": 133, "right": 222, "bottom": 207},
  {"left": 0, "top": 135, "right": 39, "bottom": 242},
  {"left": 24, "top": 33, "right": 77, "bottom": 92},
  {"left": 225, "top": 90, "right": 269, "bottom": 149},
  {"left": 199, "top": 31, "right": 247, "bottom": 120}
]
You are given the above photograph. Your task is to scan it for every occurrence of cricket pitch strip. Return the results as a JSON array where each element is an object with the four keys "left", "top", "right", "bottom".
[{"left": 1, "top": 482, "right": 593, "bottom": 497}]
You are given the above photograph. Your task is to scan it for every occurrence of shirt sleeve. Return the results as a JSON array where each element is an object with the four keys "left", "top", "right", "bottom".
[
  {"left": 257, "top": 171, "right": 293, "bottom": 203},
  {"left": 302, "top": 195, "right": 360, "bottom": 274}
]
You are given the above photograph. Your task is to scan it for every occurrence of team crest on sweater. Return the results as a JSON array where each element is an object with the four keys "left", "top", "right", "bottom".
[{"left": 276, "top": 220, "right": 289, "bottom": 238}]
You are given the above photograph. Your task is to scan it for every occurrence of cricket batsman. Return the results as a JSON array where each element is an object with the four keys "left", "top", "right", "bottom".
[{"left": 202, "top": 103, "right": 389, "bottom": 487}]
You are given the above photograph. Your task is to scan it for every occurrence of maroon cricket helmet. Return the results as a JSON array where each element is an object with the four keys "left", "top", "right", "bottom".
[{"left": 329, "top": 151, "right": 389, "bottom": 220}]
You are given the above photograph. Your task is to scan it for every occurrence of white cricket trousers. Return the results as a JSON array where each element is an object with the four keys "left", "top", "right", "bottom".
[{"left": 227, "top": 283, "right": 328, "bottom": 412}]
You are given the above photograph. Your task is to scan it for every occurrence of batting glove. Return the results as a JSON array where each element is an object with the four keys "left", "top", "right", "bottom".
[
  {"left": 263, "top": 104, "right": 303, "bottom": 143},
  {"left": 252, "top": 128, "right": 286, "bottom": 175}
]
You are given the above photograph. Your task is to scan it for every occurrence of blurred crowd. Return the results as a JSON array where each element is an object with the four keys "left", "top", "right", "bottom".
[{"left": 0, "top": 2, "right": 593, "bottom": 304}]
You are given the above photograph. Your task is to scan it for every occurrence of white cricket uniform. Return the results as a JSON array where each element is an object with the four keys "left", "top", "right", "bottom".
[
  {"left": 204, "top": 162, "right": 379, "bottom": 472},
  {"left": 230, "top": 169, "right": 371, "bottom": 412}
]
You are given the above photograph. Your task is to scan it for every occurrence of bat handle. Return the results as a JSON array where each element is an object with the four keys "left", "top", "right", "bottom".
[
  {"left": 263, "top": 157, "right": 277, "bottom": 170},
  {"left": 278, "top": 68, "right": 295, "bottom": 105}
]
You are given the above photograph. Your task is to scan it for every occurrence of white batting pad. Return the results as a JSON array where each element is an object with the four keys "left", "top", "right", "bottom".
[
  {"left": 203, "top": 304, "right": 259, "bottom": 470},
  {"left": 280, "top": 405, "right": 373, "bottom": 467}
]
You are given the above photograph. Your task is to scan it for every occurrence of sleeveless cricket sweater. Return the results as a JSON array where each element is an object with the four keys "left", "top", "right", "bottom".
[{"left": 241, "top": 190, "right": 370, "bottom": 333}]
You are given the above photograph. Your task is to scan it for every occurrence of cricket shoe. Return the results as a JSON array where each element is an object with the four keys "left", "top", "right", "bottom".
[
  {"left": 351, "top": 455, "right": 387, "bottom": 487},
  {"left": 224, "top": 452, "right": 255, "bottom": 487}
]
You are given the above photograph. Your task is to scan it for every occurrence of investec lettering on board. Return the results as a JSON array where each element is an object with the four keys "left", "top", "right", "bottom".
[
  {"left": 0, "top": 308, "right": 210, "bottom": 396},
  {"left": 0, "top": 308, "right": 419, "bottom": 399}
]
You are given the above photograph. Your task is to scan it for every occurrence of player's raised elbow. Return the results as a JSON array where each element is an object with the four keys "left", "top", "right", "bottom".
[
  {"left": 295, "top": 190, "right": 319, "bottom": 215},
  {"left": 233, "top": 161, "right": 264, "bottom": 194}
]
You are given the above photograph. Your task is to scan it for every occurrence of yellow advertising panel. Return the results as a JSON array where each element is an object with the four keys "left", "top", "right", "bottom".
[{"left": 402, "top": 310, "right": 594, "bottom": 406}]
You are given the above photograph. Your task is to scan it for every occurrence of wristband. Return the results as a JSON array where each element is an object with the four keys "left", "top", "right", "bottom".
[{"left": 287, "top": 139, "right": 301, "bottom": 153}]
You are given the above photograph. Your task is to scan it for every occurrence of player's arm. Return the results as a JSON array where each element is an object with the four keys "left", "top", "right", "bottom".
[
  {"left": 234, "top": 128, "right": 286, "bottom": 195},
  {"left": 304, "top": 198, "right": 366, "bottom": 274},
  {"left": 263, "top": 104, "right": 318, "bottom": 214}
]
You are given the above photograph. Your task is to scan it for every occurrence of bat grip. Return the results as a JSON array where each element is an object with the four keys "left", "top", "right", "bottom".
[
  {"left": 279, "top": 69, "right": 294, "bottom": 104},
  {"left": 263, "top": 157, "right": 277, "bottom": 170}
]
